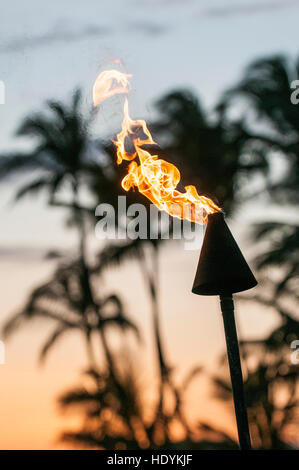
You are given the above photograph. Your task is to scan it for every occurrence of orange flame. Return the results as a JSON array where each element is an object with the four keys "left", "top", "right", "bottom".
[
  {"left": 93, "top": 70, "right": 132, "bottom": 107},
  {"left": 93, "top": 69, "right": 221, "bottom": 223}
]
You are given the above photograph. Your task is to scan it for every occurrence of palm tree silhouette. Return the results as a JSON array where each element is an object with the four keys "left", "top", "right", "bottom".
[
  {"left": 1, "top": 90, "right": 141, "bottom": 381},
  {"left": 212, "top": 54, "right": 299, "bottom": 449},
  {"left": 153, "top": 89, "right": 269, "bottom": 213},
  {"left": 3, "top": 254, "right": 140, "bottom": 370},
  {"left": 58, "top": 363, "right": 237, "bottom": 450},
  {"left": 219, "top": 55, "right": 299, "bottom": 202},
  {"left": 212, "top": 352, "right": 298, "bottom": 449},
  {"left": 0, "top": 89, "right": 97, "bottom": 204},
  {"left": 219, "top": 55, "right": 299, "bottom": 307},
  {"left": 59, "top": 366, "right": 145, "bottom": 450},
  {"left": 1, "top": 89, "right": 199, "bottom": 448},
  {"left": 88, "top": 139, "right": 176, "bottom": 439}
]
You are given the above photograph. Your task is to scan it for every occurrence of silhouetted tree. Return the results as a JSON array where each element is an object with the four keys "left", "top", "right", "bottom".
[
  {"left": 58, "top": 363, "right": 237, "bottom": 450},
  {"left": 2, "top": 254, "right": 140, "bottom": 370},
  {"left": 0, "top": 89, "right": 217, "bottom": 449},
  {"left": 153, "top": 89, "right": 269, "bottom": 213},
  {"left": 212, "top": 54, "right": 299, "bottom": 449},
  {"left": 0, "top": 89, "right": 98, "bottom": 204}
]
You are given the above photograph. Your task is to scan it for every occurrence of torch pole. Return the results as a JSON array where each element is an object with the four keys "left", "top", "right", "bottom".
[{"left": 219, "top": 295, "right": 251, "bottom": 450}]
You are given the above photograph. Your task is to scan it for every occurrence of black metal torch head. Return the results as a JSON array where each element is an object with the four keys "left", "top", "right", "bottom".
[{"left": 192, "top": 212, "right": 257, "bottom": 296}]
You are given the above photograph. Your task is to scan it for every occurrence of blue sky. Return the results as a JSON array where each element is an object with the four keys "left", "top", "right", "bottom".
[
  {"left": 0, "top": 0, "right": 299, "bottom": 248},
  {"left": 1, "top": 0, "right": 299, "bottom": 148}
]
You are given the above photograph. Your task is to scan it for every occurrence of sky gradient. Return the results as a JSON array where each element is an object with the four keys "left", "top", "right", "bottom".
[{"left": 0, "top": 0, "right": 297, "bottom": 449}]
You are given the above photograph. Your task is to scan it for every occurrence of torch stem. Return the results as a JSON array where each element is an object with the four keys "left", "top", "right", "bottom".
[{"left": 220, "top": 295, "right": 251, "bottom": 450}]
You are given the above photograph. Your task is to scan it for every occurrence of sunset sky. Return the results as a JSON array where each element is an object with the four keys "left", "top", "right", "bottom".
[{"left": 0, "top": 0, "right": 297, "bottom": 449}]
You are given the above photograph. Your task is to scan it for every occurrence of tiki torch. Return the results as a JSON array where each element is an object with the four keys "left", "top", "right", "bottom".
[{"left": 192, "top": 212, "right": 257, "bottom": 450}]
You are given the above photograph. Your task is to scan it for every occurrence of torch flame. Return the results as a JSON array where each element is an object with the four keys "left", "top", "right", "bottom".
[
  {"left": 93, "top": 69, "right": 221, "bottom": 224},
  {"left": 93, "top": 69, "right": 132, "bottom": 107}
]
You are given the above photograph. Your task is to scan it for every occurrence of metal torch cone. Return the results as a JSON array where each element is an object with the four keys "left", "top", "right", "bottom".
[{"left": 192, "top": 212, "right": 257, "bottom": 450}]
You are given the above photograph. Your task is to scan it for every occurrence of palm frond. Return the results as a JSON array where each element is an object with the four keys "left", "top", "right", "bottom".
[
  {"left": 0, "top": 152, "right": 46, "bottom": 179},
  {"left": 101, "top": 314, "right": 141, "bottom": 341},
  {"left": 96, "top": 240, "right": 144, "bottom": 275},
  {"left": 2, "top": 311, "right": 25, "bottom": 338},
  {"left": 39, "top": 324, "right": 72, "bottom": 364},
  {"left": 14, "top": 176, "right": 52, "bottom": 201},
  {"left": 182, "top": 366, "right": 202, "bottom": 390},
  {"left": 212, "top": 376, "right": 232, "bottom": 400},
  {"left": 59, "top": 388, "right": 103, "bottom": 408}
]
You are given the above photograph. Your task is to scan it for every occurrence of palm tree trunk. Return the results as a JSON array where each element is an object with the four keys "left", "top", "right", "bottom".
[
  {"left": 150, "top": 247, "right": 168, "bottom": 380},
  {"left": 71, "top": 181, "right": 118, "bottom": 377},
  {"left": 139, "top": 249, "right": 167, "bottom": 374},
  {"left": 85, "top": 333, "right": 96, "bottom": 368},
  {"left": 138, "top": 245, "right": 170, "bottom": 426},
  {"left": 72, "top": 180, "right": 86, "bottom": 259}
]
